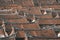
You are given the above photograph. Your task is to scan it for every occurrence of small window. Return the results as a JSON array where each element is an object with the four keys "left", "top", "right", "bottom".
[
  {"left": 16, "top": 38, "right": 24, "bottom": 40},
  {"left": 7, "top": 0, "right": 13, "bottom": 4},
  {"left": 39, "top": 24, "right": 46, "bottom": 29},
  {"left": 0, "top": 23, "right": 2, "bottom": 26},
  {"left": 55, "top": 31, "right": 59, "bottom": 37},
  {"left": 41, "top": 10, "right": 45, "bottom": 15},
  {"left": 52, "top": 12, "right": 57, "bottom": 18},
  {"left": 14, "top": 0, "right": 22, "bottom": 5},
  {"left": 33, "top": 0, "right": 39, "bottom": 6},
  {"left": 19, "top": 11, "right": 24, "bottom": 16},
  {"left": 0, "top": 0, "right": 7, "bottom": 6},
  {"left": 52, "top": 12, "right": 59, "bottom": 18},
  {"left": 46, "top": 0, "right": 52, "bottom": 4},
  {"left": 39, "top": 24, "right": 54, "bottom": 29},
  {"left": 27, "top": 18, "right": 36, "bottom": 23},
  {"left": 56, "top": 0, "right": 60, "bottom": 3},
  {"left": 43, "top": 11, "right": 47, "bottom": 15},
  {"left": 46, "top": 0, "right": 55, "bottom": 4},
  {"left": 27, "top": 19, "right": 32, "bottom": 23},
  {"left": 41, "top": 10, "right": 48, "bottom": 15},
  {"left": 25, "top": 31, "right": 32, "bottom": 38}
]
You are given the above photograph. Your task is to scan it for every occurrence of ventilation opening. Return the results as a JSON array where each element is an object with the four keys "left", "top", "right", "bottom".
[{"left": 16, "top": 38, "right": 24, "bottom": 40}]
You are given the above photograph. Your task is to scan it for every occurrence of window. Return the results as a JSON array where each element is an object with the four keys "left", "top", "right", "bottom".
[
  {"left": 46, "top": 0, "right": 52, "bottom": 4},
  {"left": 14, "top": 0, "right": 22, "bottom": 5},
  {"left": 43, "top": 11, "right": 47, "bottom": 15},
  {"left": 33, "top": 0, "right": 39, "bottom": 6},
  {"left": 56, "top": 0, "right": 60, "bottom": 3},
  {"left": 27, "top": 18, "right": 32, "bottom": 23},
  {"left": 52, "top": 12, "right": 57, "bottom": 18},
  {"left": 41, "top": 10, "right": 45, "bottom": 15},
  {"left": 55, "top": 31, "right": 59, "bottom": 37},
  {"left": 41, "top": 10, "right": 48, "bottom": 15},
  {"left": 46, "top": 0, "right": 55, "bottom": 4},
  {"left": 39, "top": 24, "right": 47, "bottom": 29},
  {"left": 16, "top": 38, "right": 24, "bottom": 40},
  {"left": 0, "top": 0, "right": 7, "bottom": 6},
  {"left": 39, "top": 24, "right": 55, "bottom": 29},
  {"left": 19, "top": 11, "right": 24, "bottom": 15},
  {"left": 25, "top": 31, "right": 32, "bottom": 38}
]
